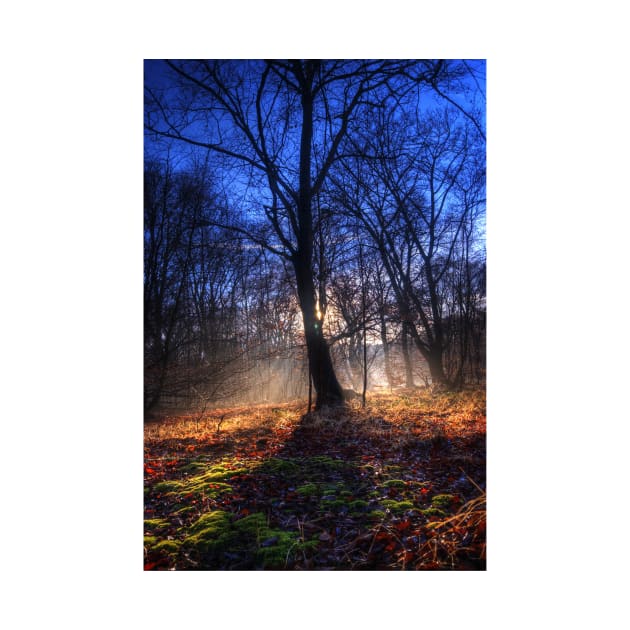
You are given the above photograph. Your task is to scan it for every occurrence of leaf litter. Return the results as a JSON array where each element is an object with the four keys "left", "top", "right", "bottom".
[{"left": 144, "top": 389, "right": 485, "bottom": 570}]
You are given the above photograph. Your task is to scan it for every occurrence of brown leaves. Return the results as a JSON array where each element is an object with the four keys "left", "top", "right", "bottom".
[{"left": 144, "top": 390, "right": 485, "bottom": 570}]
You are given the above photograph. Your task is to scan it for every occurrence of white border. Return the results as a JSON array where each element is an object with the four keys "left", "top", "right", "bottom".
[{"left": 2, "top": 2, "right": 628, "bottom": 628}]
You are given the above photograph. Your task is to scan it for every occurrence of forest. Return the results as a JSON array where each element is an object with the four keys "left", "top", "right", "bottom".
[{"left": 144, "top": 59, "right": 486, "bottom": 570}]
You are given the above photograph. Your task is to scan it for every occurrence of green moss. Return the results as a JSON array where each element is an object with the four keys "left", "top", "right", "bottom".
[
  {"left": 183, "top": 510, "right": 310, "bottom": 569},
  {"left": 153, "top": 465, "right": 242, "bottom": 499},
  {"left": 431, "top": 494, "right": 455, "bottom": 508},
  {"left": 144, "top": 535, "right": 157, "bottom": 547},
  {"left": 234, "top": 512, "right": 268, "bottom": 537},
  {"left": 144, "top": 518, "right": 170, "bottom": 531},
  {"left": 259, "top": 458, "right": 301, "bottom": 475},
  {"left": 188, "top": 510, "right": 232, "bottom": 535},
  {"left": 348, "top": 499, "right": 368, "bottom": 510},
  {"left": 254, "top": 531, "right": 300, "bottom": 566},
  {"left": 322, "top": 482, "right": 346, "bottom": 495},
  {"left": 188, "top": 464, "right": 246, "bottom": 485},
  {"left": 420, "top": 507, "right": 447, "bottom": 517},
  {"left": 296, "top": 483, "right": 318, "bottom": 496},
  {"left": 307, "top": 455, "right": 347, "bottom": 470},
  {"left": 380, "top": 499, "right": 415, "bottom": 514},
  {"left": 174, "top": 506, "right": 195, "bottom": 516},
  {"left": 299, "top": 538, "right": 320, "bottom": 553},
  {"left": 154, "top": 540, "right": 181, "bottom": 554},
  {"left": 184, "top": 510, "right": 235, "bottom": 553},
  {"left": 182, "top": 461, "right": 209, "bottom": 474},
  {"left": 382, "top": 479, "right": 407, "bottom": 489},
  {"left": 368, "top": 510, "right": 386, "bottom": 520},
  {"left": 154, "top": 480, "right": 183, "bottom": 493},
  {"left": 384, "top": 465, "right": 402, "bottom": 473},
  {"left": 185, "top": 478, "right": 233, "bottom": 497}
]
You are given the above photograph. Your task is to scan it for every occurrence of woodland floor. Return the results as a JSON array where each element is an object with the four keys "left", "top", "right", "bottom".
[{"left": 144, "top": 388, "right": 486, "bottom": 570}]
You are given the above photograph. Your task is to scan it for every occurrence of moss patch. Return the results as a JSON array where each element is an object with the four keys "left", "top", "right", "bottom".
[
  {"left": 154, "top": 540, "right": 181, "bottom": 554},
  {"left": 382, "top": 479, "right": 407, "bottom": 489},
  {"left": 320, "top": 498, "right": 346, "bottom": 510},
  {"left": 296, "top": 483, "right": 318, "bottom": 496},
  {"left": 420, "top": 507, "right": 447, "bottom": 518},
  {"left": 380, "top": 499, "right": 415, "bottom": 514},
  {"left": 174, "top": 506, "right": 196, "bottom": 516},
  {"left": 144, "top": 518, "right": 170, "bottom": 532},
  {"left": 258, "top": 458, "right": 301, "bottom": 475},
  {"left": 431, "top": 494, "right": 456, "bottom": 508},
  {"left": 154, "top": 480, "right": 182, "bottom": 493},
  {"left": 182, "top": 461, "right": 210, "bottom": 474},
  {"left": 188, "top": 510, "right": 232, "bottom": 535},
  {"left": 153, "top": 464, "right": 249, "bottom": 499},
  {"left": 183, "top": 510, "right": 314, "bottom": 569},
  {"left": 306, "top": 455, "right": 347, "bottom": 471},
  {"left": 184, "top": 510, "right": 234, "bottom": 553}
]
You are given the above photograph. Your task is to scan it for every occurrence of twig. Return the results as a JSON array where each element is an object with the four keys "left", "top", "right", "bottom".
[
  {"left": 458, "top": 467, "right": 485, "bottom": 494},
  {"left": 216, "top": 414, "right": 226, "bottom": 433}
]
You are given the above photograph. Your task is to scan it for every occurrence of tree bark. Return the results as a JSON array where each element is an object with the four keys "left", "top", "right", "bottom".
[
  {"left": 293, "top": 254, "right": 344, "bottom": 408},
  {"left": 427, "top": 345, "right": 449, "bottom": 388},
  {"left": 292, "top": 62, "right": 345, "bottom": 409},
  {"left": 401, "top": 321, "right": 415, "bottom": 388},
  {"left": 379, "top": 309, "right": 394, "bottom": 389}
]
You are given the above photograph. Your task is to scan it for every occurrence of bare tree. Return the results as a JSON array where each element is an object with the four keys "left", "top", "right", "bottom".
[
  {"left": 145, "top": 59, "right": 462, "bottom": 408},
  {"left": 330, "top": 106, "right": 485, "bottom": 388}
]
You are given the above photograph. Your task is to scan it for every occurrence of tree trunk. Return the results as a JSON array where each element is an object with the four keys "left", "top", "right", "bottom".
[
  {"left": 293, "top": 255, "right": 344, "bottom": 408},
  {"left": 379, "top": 310, "right": 394, "bottom": 389},
  {"left": 401, "top": 321, "right": 415, "bottom": 388},
  {"left": 292, "top": 63, "right": 344, "bottom": 409},
  {"left": 427, "top": 346, "right": 449, "bottom": 389}
]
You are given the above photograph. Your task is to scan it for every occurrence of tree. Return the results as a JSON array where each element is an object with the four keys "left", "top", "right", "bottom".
[
  {"left": 144, "top": 159, "right": 209, "bottom": 410},
  {"left": 144, "top": 157, "right": 264, "bottom": 411},
  {"left": 145, "top": 59, "right": 466, "bottom": 407},
  {"left": 330, "top": 106, "right": 485, "bottom": 388}
]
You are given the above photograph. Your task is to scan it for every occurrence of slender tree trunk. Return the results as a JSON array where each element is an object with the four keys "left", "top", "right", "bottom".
[
  {"left": 401, "top": 321, "right": 415, "bottom": 388},
  {"left": 379, "top": 310, "right": 394, "bottom": 389},
  {"left": 359, "top": 241, "right": 368, "bottom": 407},
  {"left": 362, "top": 329, "right": 367, "bottom": 407},
  {"left": 427, "top": 345, "right": 449, "bottom": 388},
  {"left": 307, "top": 359, "right": 313, "bottom": 413}
]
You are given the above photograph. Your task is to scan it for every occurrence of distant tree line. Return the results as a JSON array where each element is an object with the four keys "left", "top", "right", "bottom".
[{"left": 144, "top": 60, "right": 485, "bottom": 412}]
